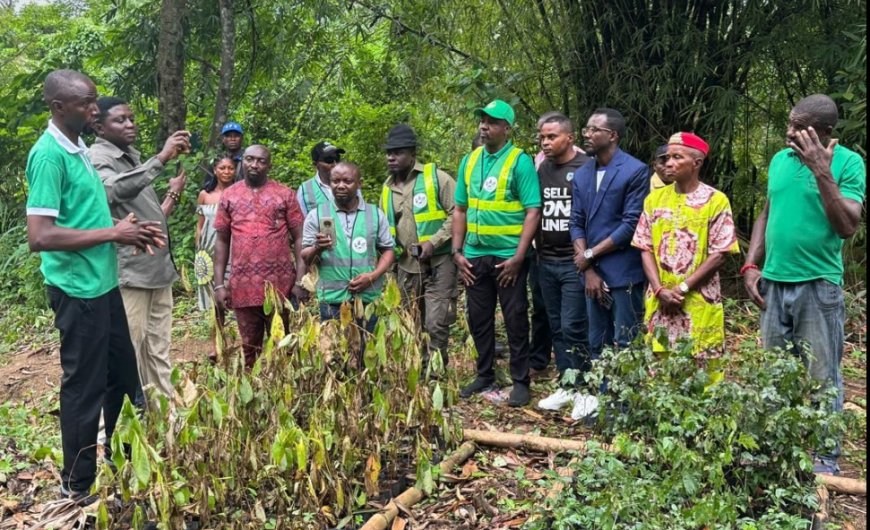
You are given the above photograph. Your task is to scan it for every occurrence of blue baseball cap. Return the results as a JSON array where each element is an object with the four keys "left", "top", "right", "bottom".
[{"left": 221, "top": 121, "right": 243, "bottom": 135}]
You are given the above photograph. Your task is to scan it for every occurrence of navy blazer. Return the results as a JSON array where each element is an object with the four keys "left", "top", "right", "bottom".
[{"left": 569, "top": 148, "right": 650, "bottom": 288}]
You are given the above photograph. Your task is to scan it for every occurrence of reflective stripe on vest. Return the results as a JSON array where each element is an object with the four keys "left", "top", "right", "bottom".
[
  {"left": 464, "top": 147, "right": 525, "bottom": 247},
  {"left": 380, "top": 163, "right": 450, "bottom": 256},
  {"left": 301, "top": 179, "right": 327, "bottom": 212},
  {"left": 316, "top": 202, "right": 383, "bottom": 304}
]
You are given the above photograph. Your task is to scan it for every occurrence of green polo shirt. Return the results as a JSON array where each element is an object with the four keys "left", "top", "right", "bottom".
[
  {"left": 763, "top": 144, "right": 866, "bottom": 285},
  {"left": 25, "top": 122, "right": 119, "bottom": 298},
  {"left": 455, "top": 141, "right": 541, "bottom": 259}
]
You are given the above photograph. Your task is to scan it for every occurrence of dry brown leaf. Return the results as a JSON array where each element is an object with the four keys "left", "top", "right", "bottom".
[
  {"left": 15, "top": 471, "right": 33, "bottom": 481},
  {"left": 521, "top": 408, "right": 545, "bottom": 422},
  {"left": 460, "top": 460, "right": 479, "bottom": 478}
]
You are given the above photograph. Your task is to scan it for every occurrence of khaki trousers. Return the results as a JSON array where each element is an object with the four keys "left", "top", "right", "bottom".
[
  {"left": 398, "top": 257, "right": 458, "bottom": 365},
  {"left": 120, "top": 286, "right": 174, "bottom": 397}
]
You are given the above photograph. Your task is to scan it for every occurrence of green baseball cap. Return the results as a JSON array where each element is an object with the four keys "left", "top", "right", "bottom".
[{"left": 473, "top": 99, "right": 515, "bottom": 126}]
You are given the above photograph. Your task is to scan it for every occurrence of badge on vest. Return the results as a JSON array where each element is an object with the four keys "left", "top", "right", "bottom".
[
  {"left": 352, "top": 237, "right": 368, "bottom": 253},
  {"left": 483, "top": 176, "right": 499, "bottom": 193},
  {"left": 413, "top": 193, "right": 428, "bottom": 208},
  {"left": 566, "top": 172, "right": 574, "bottom": 182}
]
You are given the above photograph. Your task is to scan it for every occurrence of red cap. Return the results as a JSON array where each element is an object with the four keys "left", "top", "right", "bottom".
[{"left": 668, "top": 132, "right": 709, "bottom": 156}]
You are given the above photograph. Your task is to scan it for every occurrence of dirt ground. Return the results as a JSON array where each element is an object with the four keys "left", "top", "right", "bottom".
[{"left": 0, "top": 310, "right": 866, "bottom": 529}]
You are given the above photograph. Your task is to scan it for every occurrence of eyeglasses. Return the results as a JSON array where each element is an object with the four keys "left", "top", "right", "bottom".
[
  {"left": 320, "top": 156, "right": 340, "bottom": 164},
  {"left": 581, "top": 126, "right": 615, "bottom": 136}
]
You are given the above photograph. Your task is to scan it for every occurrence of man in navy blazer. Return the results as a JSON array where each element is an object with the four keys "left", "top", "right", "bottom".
[{"left": 569, "top": 108, "right": 650, "bottom": 362}]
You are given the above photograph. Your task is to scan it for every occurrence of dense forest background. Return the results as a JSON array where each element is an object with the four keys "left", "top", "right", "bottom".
[{"left": 0, "top": 0, "right": 865, "bottom": 339}]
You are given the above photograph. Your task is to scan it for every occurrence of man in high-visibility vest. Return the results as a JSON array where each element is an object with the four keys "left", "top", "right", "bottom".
[
  {"left": 296, "top": 141, "right": 362, "bottom": 216},
  {"left": 453, "top": 99, "right": 542, "bottom": 407},
  {"left": 380, "top": 124, "right": 458, "bottom": 370},
  {"left": 301, "top": 162, "right": 395, "bottom": 325}
]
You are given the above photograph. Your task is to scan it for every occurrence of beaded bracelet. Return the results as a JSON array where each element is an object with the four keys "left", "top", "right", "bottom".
[
  {"left": 166, "top": 190, "right": 181, "bottom": 202},
  {"left": 739, "top": 263, "right": 759, "bottom": 276}
]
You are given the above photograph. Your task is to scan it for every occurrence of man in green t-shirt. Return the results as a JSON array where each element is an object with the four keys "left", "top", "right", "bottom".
[
  {"left": 452, "top": 99, "right": 542, "bottom": 407},
  {"left": 25, "top": 69, "right": 165, "bottom": 501},
  {"left": 743, "top": 94, "right": 866, "bottom": 476}
]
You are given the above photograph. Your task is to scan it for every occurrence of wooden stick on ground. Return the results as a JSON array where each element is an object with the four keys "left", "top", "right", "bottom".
[
  {"left": 817, "top": 474, "right": 867, "bottom": 496},
  {"left": 359, "top": 441, "right": 477, "bottom": 530},
  {"left": 811, "top": 484, "right": 829, "bottom": 530},
  {"left": 463, "top": 429, "right": 606, "bottom": 453}
]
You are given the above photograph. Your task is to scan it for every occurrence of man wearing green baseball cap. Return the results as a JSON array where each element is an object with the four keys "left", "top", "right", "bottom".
[{"left": 453, "top": 99, "right": 542, "bottom": 407}]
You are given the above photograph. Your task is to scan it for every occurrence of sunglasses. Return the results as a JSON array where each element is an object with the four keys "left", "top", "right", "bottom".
[{"left": 320, "top": 155, "right": 340, "bottom": 164}]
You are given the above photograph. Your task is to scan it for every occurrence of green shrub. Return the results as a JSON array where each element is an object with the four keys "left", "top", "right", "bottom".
[{"left": 527, "top": 340, "right": 844, "bottom": 530}]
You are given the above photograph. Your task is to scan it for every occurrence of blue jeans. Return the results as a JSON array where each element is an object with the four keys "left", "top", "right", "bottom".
[
  {"left": 528, "top": 255, "right": 553, "bottom": 370},
  {"left": 586, "top": 281, "right": 645, "bottom": 358},
  {"left": 537, "top": 259, "right": 589, "bottom": 374},
  {"left": 760, "top": 278, "right": 844, "bottom": 467}
]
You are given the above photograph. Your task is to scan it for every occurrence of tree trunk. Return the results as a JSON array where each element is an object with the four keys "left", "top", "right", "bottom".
[
  {"left": 208, "top": 0, "right": 236, "bottom": 150},
  {"left": 156, "top": 0, "right": 187, "bottom": 148}
]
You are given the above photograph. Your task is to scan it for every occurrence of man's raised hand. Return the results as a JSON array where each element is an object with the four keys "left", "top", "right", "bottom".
[{"left": 157, "top": 130, "right": 192, "bottom": 164}]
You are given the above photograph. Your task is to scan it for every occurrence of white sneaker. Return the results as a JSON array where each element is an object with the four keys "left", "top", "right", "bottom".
[
  {"left": 537, "top": 389, "right": 576, "bottom": 411},
  {"left": 571, "top": 393, "right": 599, "bottom": 420}
]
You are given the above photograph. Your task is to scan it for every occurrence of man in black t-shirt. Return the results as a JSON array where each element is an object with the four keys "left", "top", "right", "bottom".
[{"left": 534, "top": 113, "right": 594, "bottom": 419}]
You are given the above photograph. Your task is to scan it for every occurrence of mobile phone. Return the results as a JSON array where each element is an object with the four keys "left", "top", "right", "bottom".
[
  {"left": 319, "top": 217, "right": 336, "bottom": 240},
  {"left": 410, "top": 244, "right": 421, "bottom": 258},
  {"left": 188, "top": 132, "right": 201, "bottom": 154},
  {"left": 599, "top": 290, "right": 613, "bottom": 310}
]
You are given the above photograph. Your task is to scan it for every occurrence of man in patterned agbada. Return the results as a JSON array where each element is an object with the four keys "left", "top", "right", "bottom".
[{"left": 631, "top": 133, "right": 739, "bottom": 354}]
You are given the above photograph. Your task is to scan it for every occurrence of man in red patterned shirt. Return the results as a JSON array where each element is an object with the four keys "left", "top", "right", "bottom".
[{"left": 213, "top": 145, "right": 306, "bottom": 367}]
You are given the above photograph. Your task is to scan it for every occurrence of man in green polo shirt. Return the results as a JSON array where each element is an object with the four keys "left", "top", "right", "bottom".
[
  {"left": 453, "top": 99, "right": 542, "bottom": 407},
  {"left": 25, "top": 69, "right": 165, "bottom": 500},
  {"left": 743, "top": 94, "right": 866, "bottom": 475}
]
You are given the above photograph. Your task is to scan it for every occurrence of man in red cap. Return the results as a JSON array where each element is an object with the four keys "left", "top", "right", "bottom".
[{"left": 631, "top": 132, "right": 739, "bottom": 354}]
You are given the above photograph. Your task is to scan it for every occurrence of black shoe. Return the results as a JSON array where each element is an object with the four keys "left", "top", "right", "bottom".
[
  {"left": 460, "top": 377, "right": 495, "bottom": 398},
  {"left": 507, "top": 383, "right": 530, "bottom": 407},
  {"left": 59, "top": 483, "right": 99, "bottom": 507}
]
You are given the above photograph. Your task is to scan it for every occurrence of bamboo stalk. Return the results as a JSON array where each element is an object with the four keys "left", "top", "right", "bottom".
[{"left": 359, "top": 441, "right": 477, "bottom": 530}]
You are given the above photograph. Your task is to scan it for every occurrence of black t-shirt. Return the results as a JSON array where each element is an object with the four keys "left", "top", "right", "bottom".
[{"left": 536, "top": 151, "right": 589, "bottom": 260}]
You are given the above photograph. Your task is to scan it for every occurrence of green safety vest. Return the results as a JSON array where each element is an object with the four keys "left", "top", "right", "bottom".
[
  {"left": 380, "top": 163, "right": 450, "bottom": 257},
  {"left": 316, "top": 202, "right": 383, "bottom": 304},
  {"left": 300, "top": 178, "right": 328, "bottom": 213},
  {"left": 464, "top": 146, "right": 525, "bottom": 249}
]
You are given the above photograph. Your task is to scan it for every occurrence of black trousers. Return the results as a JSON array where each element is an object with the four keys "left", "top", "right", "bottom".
[
  {"left": 47, "top": 286, "right": 139, "bottom": 492},
  {"left": 465, "top": 256, "right": 531, "bottom": 386},
  {"left": 527, "top": 254, "right": 553, "bottom": 370}
]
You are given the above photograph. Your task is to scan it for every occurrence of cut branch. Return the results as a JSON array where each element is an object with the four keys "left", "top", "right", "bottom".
[{"left": 360, "top": 442, "right": 476, "bottom": 530}]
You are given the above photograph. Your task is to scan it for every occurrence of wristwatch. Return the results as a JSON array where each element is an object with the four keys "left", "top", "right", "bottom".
[
  {"left": 451, "top": 247, "right": 464, "bottom": 256},
  {"left": 583, "top": 248, "right": 595, "bottom": 260},
  {"left": 678, "top": 281, "right": 690, "bottom": 294}
]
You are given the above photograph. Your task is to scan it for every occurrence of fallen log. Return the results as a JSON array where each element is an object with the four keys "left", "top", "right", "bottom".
[
  {"left": 359, "top": 441, "right": 477, "bottom": 530},
  {"left": 463, "top": 429, "right": 604, "bottom": 453},
  {"left": 817, "top": 474, "right": 866, "bottom": 496}
]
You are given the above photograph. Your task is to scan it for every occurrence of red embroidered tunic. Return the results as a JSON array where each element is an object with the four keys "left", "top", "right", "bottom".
[{"left": 214, "top": 180, "right": 304, "bottom": 308}]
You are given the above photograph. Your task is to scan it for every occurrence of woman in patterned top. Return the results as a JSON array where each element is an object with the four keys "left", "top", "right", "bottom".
[{"left": 196, "top": 155, "right": 236, "bottom": 311}]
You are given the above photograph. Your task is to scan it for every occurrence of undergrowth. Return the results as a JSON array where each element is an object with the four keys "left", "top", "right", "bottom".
[
  {"left": 526, "top": 339, "right": 845, "bottom": 530},
  {"left": 94, "top": 278, "right": 461, "bottom": 529}
]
